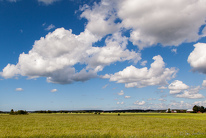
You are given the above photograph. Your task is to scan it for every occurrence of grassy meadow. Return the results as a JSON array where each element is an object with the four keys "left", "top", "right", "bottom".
[{"left": 1, "top": 113, "right": 206, "bottom": 137}]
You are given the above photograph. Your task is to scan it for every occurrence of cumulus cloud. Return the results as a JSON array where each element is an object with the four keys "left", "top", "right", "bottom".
[
  {"left": 134, "top": 101, "right": 145, "bottom": 105},
  {"left": 38, "top": 0, "right": 60, "bottom": 5},
  {"left": 202, "top": 80, "right": 206, "bottom": 87},
  {"left": 188, "top": 43, "right": 206, "bottom": 74},
  {"left": 103, "top": 55, "right": 177, "bottom": 88},
  {"left": 1, "top": 28, "right": 140, "bottom": 84},
  {"left": 80, "top": 0, "right": 206, "bottom": 49},
  {"left": 117, "top": 0, "right": 206, "bottom": 49},
  {"left": 80, "top": 0, "right": 120, "bottom": 37},
  {"left": 15, "top": 88, "right": 23, "bottom": 91},
  {"left": 117, "top": 90, "right": 124, "bottom": 95},
  {"left": 168, "top": 80, "right": 204, "bottom": 99},
  {"left": 168, "top": 80, "right": 189, "bottom": 94},
  {"left": 51, "top": 89, "right": 57, "bottom": 92},
  {"left": 193, "top": 100, "right": 206, "bottom": 106},
  {"left": 176, "top": 86, "right": 204, "bottom": 99}
]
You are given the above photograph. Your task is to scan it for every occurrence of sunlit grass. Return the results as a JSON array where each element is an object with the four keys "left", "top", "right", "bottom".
[{"left": 1, "top": 113, "right": 206, "bottom": 137}]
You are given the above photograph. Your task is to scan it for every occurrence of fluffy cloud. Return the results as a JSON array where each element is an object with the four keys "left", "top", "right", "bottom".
[
  {"left": 193, "top": 100, "right": 206, "bottom": 106},
  {"left": 202, "top": 80, "right": 206, "bottom": 87},
  {"left": 38, "top": 0, "right": 59, "bottom": 5},
  {"left": 117, "top": 0, "right": 206, "bottom": 49},
  {"left": 176, "top": 86, "right": 204, "bottom": 99},
  {"left": 80, "top": 1, "right": 120, "bottom": 37},
  {"left": 80, "top": 0, "right": 206, "bottom": 49},
  {"left": 134, "top": 101, "right": 145, "bottom": 105},
  {"left": 188, "top": 43, "right": 206, "bottom": 74},
  {"left": 1, "top": 28, "right": 140, "bottom": 84},
  {"left": 103, "top": 55, "right": 177, "bottom": 88},
  {"left": 140, "top": 60, "right": 147, "bottom": 66},
  {"left": 168, "top": 80, "right": 189, "bottom": 94},
  {"left": 168, "top": 80, "right": 204, "bottom": 99},
  {"left": 15, "top": 88, "right": 23, "bottom": 91}
]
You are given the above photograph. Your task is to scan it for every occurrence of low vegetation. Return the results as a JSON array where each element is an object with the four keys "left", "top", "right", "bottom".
[{"left": 1, "top": 113, "right": 206, "bottom": 137}]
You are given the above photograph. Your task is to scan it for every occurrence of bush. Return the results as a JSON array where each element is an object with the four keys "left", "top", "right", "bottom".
[{"left": 10, "top": 109, "right": 28, "bottom": 115}]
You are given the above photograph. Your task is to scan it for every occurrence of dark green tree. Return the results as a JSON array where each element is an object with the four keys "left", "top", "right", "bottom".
[
  {"left": 200, "top": 106, "right": 205, "bottom": 113},
  {"left": 10, "top": 109, "right": 14, "bottom": 115},
  {"left": 167, "top": 108, "right": 171, "bottom": 113},
  {"left": 193, "top": 105, "right": 198, "bottom": 113}
]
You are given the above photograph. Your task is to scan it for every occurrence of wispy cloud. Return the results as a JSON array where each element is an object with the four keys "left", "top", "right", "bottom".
[
  {"left": 51, "top": 89, "right": 57, "bottom": 92},
  {"left": 117, "top": 90, "right": 124, "bottom": 95},
  {"left": 15, "top": 88, "right": 23, "bottom": 91},
  {"left": 45, "top": 24, "right": 55, "bottom": 31}
]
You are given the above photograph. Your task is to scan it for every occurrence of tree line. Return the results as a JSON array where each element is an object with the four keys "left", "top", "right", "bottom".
[{"left": 192, "top": 105, "right": 206, "bottom": 113}]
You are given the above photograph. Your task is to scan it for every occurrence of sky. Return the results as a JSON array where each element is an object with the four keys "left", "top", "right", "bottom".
[{"left": 1, "top": 0, "right": 206, "bottom": 111}]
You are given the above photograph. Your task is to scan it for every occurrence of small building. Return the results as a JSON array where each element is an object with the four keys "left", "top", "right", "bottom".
[{"left": 186, "top": 109, "right": 193, "bottom": 113}]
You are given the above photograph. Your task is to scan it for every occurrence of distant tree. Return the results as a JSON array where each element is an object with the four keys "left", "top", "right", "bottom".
[
  {"left": 193, "top": 105, "right": 198, "bottom": 113},
  {"left": 10, "top": 109, "right": 14, "bottom": 115},
  {"left": 193, "top": 105, "right": 203, "bottom": 113},
  {"left": 167, "top": 108, "right": 171, "bottom": 113},
  {"left": 17, "top": 110, "right": 28, "bottom": 115},
  {"left": 10, "top": 109, "right": 28, "bottom": 115},
  {"left": 200, "top": 106, "right": 205, "bottom": 113}
]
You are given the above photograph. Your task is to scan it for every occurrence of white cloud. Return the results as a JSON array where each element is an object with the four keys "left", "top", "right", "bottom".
[
  {"left": 116, "top": 0, "right": 206, "bottom": 49},
  {"left": 158, "top": 98, "right": 167, "bottom": 102},
  {"left": 38, "top": 0, "right": 59, "bottom": 5},
  {"left": 45, "top": 24, "right": 55, "bottom": 31},
  {"left": 134, "top": 101, "right": 145, "bottom": 106},
  {"left": 140, "top": 60, "right": 147, "bottom": 66},
  {"left": 51, "top": 89, "right": 57, "bottom": 92},
  {"left": 1, "top": 28, "right": 140, "bottom": 84},
  {"left": 80, "top": 0, "right": 206, "bottom": 49},
  {"left": 15, "top": 88, "right": 23, "bottom": 91},
  {"left": 193, "top": 100, "right": 206, "bottom": 106},
  {"left": 117, "top": 90, "right": 124, "bottom": 95},
  {"left": 117, "top": 101, "right": 124, "bottom": 105},
  {"left": 188, "top": 43, "right": 206, "bottom": 74},
  {"left": 103, "top": 55, "right": 177, "bottom": 88},
  {"left": 102, "top": 84, "right": 109, "bottom": 89},
  {"left": 158, "top": 86, "right": 167, "bottom": 90},
  {"left": 168, "top": 80, "right": 204, "bottom": 99},
  {"left": 171, "top": 48, "right": 177, "bottom": 54},
  {"left": 80, "top": 0, "right": 120, "bottom": 37},
  {"left": 124, "top": 96, "right": 131, "bottom": 99},
  {"left": 168, "top": 80, "right": 189, "bottom": 94},
  {"left": 202, "top": 80, "right": 206, "bottom": 87},
  {"left": 176, "top": 86, "right": 204, "bottom": 99}
]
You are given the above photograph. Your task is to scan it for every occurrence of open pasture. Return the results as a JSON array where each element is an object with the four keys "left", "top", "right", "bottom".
[{"left": 1, "top": 113, "right": 206, "bottom": 137}]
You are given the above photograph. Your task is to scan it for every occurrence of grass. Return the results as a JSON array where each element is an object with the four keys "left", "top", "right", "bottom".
[{"left": 1, "top": 113, "right": 206, "bottom": 137}]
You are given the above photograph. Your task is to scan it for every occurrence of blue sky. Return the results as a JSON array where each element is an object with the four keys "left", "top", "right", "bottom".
[{"left": 1, "top": 0, "right": 206, "bottom": 111}]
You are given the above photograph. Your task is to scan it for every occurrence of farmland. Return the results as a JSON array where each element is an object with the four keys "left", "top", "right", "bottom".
[{"left": 1, "top": 113, "right": 206, "bottom": 137}]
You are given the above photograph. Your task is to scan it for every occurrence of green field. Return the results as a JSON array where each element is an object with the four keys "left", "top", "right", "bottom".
[{"left": 1, "top": 113, "right": 206, "bottom": 137}]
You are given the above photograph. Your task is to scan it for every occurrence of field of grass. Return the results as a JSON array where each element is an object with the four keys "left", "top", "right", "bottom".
[{"left": 1, "top": 113, "right": 206, "bottom": 137}]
